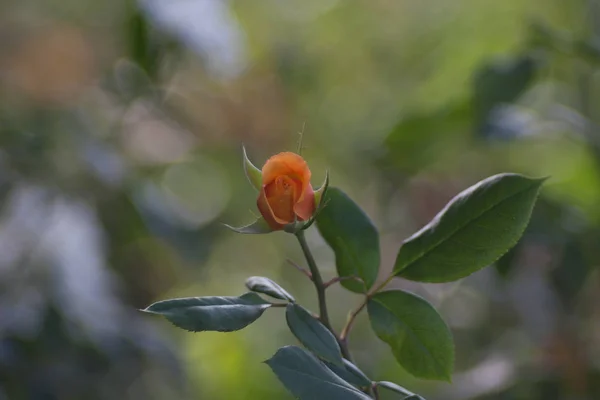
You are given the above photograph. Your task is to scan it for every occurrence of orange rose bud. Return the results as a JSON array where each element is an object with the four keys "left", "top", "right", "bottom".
[{"left": 257, "top": 152, "right": 316, "bottom": 230}]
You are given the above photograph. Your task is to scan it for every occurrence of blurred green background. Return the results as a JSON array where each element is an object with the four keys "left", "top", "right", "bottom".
[{"left": 1, "top": 0, "right": 600, "bottom": 399}]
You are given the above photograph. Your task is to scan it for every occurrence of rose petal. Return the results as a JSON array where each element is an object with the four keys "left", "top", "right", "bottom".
[
  {"left": 262, "top": 152, "right": 311, "bottom": 187},
  {"left": 294, "top": 184, "right": 315, "bottom": 221},
  {"left": 257, "top": 187, "right": 285, "bottom": 230},
  {"left": 265, "top": 177, "right": 297, "bottom": 224}
]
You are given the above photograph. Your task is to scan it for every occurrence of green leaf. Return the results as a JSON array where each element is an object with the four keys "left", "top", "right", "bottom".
[
  {"left": 245, "top": 276, "right": 295, "bottom": 302},
  {"left": 368, "top": 290, "right": 454, "bottom": 381},
  {"left": 223, "top": 217, "right": 273, "bottom": 234},
  {"left": 394, "top": 173, "right": 545, "bottom": 282},
  {"left": 377, "top": 381, "right": 423, "bottom": 399},
  {"left": 316, "top": 187, "right": 380, "bottom": 293},
  {"left": 265, "top": 346, "right": 372, "bottom": 400},
  {"left": 143, "top": 292, "right": 271, "bottom": 332},
  {"left": 381, "top": 102, "right": 472, "bottom": 174},
  {"left": 243, "top": 145, "right": 262, "bottom": 191},
  {"left": 325, "top": 359, "right": 372, "bottom": 388},
  {"left": 473, "top": 54, "right": 539, "bottom": 135},
  {"left": 286, "top": 303, "right": 343, "bottom": 366}
]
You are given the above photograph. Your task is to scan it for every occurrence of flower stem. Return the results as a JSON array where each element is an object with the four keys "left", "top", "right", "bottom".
[
  {"left": 295, "top": 230, "right": 331, "bottom": 328},
  {"left": 294, "top": 230, "right": 353, "bottom": 361}
]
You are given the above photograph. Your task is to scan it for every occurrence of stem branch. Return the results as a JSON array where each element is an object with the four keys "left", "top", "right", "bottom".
[
  {"left": 295, "top": 230, "right": 353, "bottom": 361},
  {"left": 340, "top": 275, "right": 395, "bottom": 343},
  {"left": 295, "top": 231, "right": 332, "bottom": 329},
  {"left": 294, "top": 231, "right": 397, "bottom": 368},
  {"left": 286, "top": 258, "right": 312, "bottom": 280},
  {"left": 340, "top": 299, "right": 368, "bottom": 341},
  {"left": 324, "top": 275, "right": 362, "bottom": 289}
]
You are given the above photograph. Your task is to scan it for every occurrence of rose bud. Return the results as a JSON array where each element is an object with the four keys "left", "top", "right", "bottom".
[
  {"left": 232, "top": 147, "right": 327, "bottom": 234},
  {"left": 255, "top": 152, "right": 316, "bottom": 230}
]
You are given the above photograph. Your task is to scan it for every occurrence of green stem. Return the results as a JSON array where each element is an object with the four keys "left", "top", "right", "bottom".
[
  {"left": 340, "top": 275, "right": 395, "bottom": 342},
  {"left": 295, "top": 231, "right": 330, "bottom": 326},
  {"left": 295, "top": 230, "right": 353, "bottom": 361},
  {"left": 340, "top": 299, "right": 368, "bottom": 341}
]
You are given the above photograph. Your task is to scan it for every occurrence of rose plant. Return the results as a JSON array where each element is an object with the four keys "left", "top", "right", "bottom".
[{"left": 142, "top": 147, "right": 545, "bottom": 399}]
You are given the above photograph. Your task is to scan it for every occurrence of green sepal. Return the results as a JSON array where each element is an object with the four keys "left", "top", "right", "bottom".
[
  {"left": 313, "top": 170, "right": 330, "bottom": 208},
  {"left": 223, "top": 217, "right": 273, "bottom": 234},
  {"left": 243, "top": 145, "right": 262, "bottom": 191},
  {"left": 300, "top": 171, "right": 330, "bottom": 232}
]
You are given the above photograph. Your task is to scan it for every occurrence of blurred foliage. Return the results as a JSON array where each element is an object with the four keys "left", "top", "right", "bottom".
[{"left": 1, "top": 0, "right": 600, "bottom": 399}]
